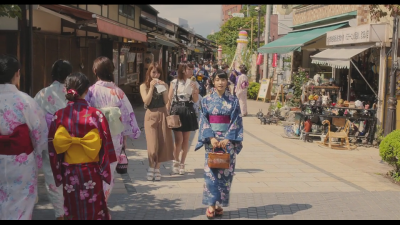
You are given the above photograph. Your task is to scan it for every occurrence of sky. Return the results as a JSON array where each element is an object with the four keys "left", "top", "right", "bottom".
[{"left": 152, "top": 5, "right": 222, "bottom": 38}]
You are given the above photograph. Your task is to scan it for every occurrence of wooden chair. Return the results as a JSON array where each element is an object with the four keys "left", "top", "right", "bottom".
[{"left": 321, "top": 118, "right": 351, "bottom": 150}]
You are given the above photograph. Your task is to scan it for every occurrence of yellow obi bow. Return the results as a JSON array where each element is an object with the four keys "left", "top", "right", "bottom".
[{"left": 53, "top": 125, "right": 102, "bottom": 164}]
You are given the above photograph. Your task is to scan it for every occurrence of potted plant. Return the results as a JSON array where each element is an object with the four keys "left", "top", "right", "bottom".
[
  {"left": 291, "top": 67, "right": 308, "bottom": 106},
  {"left": 379, "top": 130, "right": 400, "bottom": 182}
]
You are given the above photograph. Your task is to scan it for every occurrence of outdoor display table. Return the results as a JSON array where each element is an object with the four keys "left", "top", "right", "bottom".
[{"left": 292, "top": 105, "right": 377, "bottom": 145}]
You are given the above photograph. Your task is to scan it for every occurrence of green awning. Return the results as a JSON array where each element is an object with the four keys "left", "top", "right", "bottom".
[
  {"left": 257, "top": 23, "right": 347, "bottom": 54},
  {"left": 155, "top": 38, "right": 178, "bottom": 48},
  {"left": 290, "top": 11, "right": 357, "bottom": 28}
]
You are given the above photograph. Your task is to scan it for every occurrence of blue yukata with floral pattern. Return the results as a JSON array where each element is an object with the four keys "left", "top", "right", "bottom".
[{"left": 195, "top": 89, "right": 243, "bottom": 207}]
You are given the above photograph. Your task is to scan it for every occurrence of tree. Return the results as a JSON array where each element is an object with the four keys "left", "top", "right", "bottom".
[
  {"left": 207, "top": 16, "right": 265, "bottom": 67},
  {"left": 240, "top": 5, "right": 267, "bottom": 18},
  {"left": 0, "top": 5, "right": 22, "bottom": 19},
  {"left": 369, "top": 5, "right": 400, "bottom": 21}
]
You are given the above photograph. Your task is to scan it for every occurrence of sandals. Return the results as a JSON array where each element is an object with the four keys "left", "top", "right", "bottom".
[
  {"left": 147, "top": 168, "right": 154, "bottom": 181},
  {"left": 179, "top": 164, "right": 185, "bottom": 175},
  {"left": 172, "top": 160, "right": 180, "bottom": 174},
  {"left": 206, "top": 208, "right": 215, "bottom": 219},
  {"left": 154, "top": 169, "right": 161, "bottom": 181},
  {"left": 215, "top": 207, "right": 223, "bottom": 216}
]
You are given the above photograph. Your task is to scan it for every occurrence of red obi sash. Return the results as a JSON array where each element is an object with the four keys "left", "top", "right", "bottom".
[
  {"left": 209, "top": 115, "right": 230, "bottom": 124},
  {"left": 0, "top": 124, "right": 34, "bottom": 155}
]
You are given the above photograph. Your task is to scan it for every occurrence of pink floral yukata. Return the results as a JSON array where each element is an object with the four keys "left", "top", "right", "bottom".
[
  {"left": 85, "top": 81, "right": 140, "bottom": 201},
  {"left": 0, "top": 84, "right": 48, "bottom": 220}
]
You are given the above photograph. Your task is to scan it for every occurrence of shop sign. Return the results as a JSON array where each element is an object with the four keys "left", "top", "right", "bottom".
[
  {"left": 326, "top": 23, "right": 389, "bottom": 46},
  {"left": 129, "top": 43, "right": 146, "bottom": 53}
]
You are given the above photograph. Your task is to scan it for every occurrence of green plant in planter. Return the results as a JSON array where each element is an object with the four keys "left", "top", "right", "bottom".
[
  {"left": 379, "top": 130, "right": 400, "bottom": 176},
  {"left": 276, "top": 100, "right": 283, "bottom": 109},
  {"left": 247, "top": 82, "right": 260, "bottom": 100},
  {"left": 291, "top": 67, "right": 309, "bottom": 105}
]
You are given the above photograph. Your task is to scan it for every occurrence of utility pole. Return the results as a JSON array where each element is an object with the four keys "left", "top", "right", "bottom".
[
  {"left": 256, "top": 6, "right": 261, "bottom": 83},
  {"left": 247, "top": 5, "right": 250, "bottom": 17},
  {"left": 384, "top": 15, "right": 399, "bottom": 136},
  {"left": 263, "top": 5, "right": 272, "bottom": 81}
]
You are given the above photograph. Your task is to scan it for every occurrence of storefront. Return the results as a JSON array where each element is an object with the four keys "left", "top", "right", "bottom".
[
  {"left": 310, "top": 23, "right": 390, "bottom": 125},
  {"left": 281, "top": 23, "right": 391, "bottom": 146}
]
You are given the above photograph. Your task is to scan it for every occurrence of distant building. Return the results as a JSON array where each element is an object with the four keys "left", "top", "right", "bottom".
[
  {"left": 221, "top": 5, "right": 242, "bottom": 24},
  {"left": 169, "top": 17, "right": 189, "bottom": 28}
]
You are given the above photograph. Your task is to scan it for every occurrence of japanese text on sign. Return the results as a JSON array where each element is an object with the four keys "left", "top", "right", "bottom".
[{"left": 324, "top": 24, "right": 389, "bottom": 46}]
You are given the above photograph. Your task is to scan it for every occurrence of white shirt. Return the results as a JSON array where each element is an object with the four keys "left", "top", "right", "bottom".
[{"left": 171, "top": 79, "right": 200, "bottom": 102}]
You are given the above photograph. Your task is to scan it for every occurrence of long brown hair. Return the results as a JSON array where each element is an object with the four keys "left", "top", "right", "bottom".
[
  {"left": 93, "top": 56, "right": 114, "bottom": 82},
  {"left": 177, "top": 62, "right": 194, "bottom": 81},
  {"left": 144, "top": 63, "right": 163, "bottom": 88}
]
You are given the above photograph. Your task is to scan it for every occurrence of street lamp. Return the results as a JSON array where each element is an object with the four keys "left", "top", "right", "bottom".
[{"left": 255, "top": 6, "right": 261, "bottom": 82}]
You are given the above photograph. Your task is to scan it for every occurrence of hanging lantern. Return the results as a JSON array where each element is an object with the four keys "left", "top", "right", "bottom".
[{"left": 256, "top": 53, "right": 263, "bottom": 65}]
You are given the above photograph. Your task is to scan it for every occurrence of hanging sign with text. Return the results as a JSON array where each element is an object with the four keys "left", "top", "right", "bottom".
[{"left": 326, "top": 23, "right": 389, "bottom": 46}]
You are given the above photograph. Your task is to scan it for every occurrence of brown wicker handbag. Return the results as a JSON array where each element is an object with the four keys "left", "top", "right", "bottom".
[
  {"left": 207, "top": 146, "right": 230, "bottom": 169},
  {"left": 166, "top": 114, "right": 181, "bottom": 128}
]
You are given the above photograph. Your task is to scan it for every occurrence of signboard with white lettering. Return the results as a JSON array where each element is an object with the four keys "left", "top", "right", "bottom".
[
  {"left": 326, "top": 24, "right": 389, "bottom": 46},
  {"left": 232, "top": 13, "right": 244, "bottom": 18}
]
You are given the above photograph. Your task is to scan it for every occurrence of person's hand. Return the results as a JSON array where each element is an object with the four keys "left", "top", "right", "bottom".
[
  {"left": 191, "top": 82, "right": 199, "bottom": 94},
  {"left": 157, "top": 80, "right": 165, "bottom": 85},
  {"left": 150, "top": 79, "right": 158, "bottom": 88},
  {"left": 123, "top": 136, "right": 128, "bottom": 149},
  {"left": 219, "top": 139, "right": 230, "bottom": 149},
  {"left": 210, "top": 137, "right": 219, "bottom": 149}
]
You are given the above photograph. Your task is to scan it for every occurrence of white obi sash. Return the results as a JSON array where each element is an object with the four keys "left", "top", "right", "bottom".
[{"left": 99, "top": 107, "right": 124, "bottom": 137}]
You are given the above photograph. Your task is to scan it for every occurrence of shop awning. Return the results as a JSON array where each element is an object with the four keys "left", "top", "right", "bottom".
[
  {"left": 311, "top": 44, "right": 375, "bottom": 69},
  {"left": 96, "top": 16, "right": 147, "bottom": 42},
  {"left": 41, "top": 4, "right": 93, "bottom": 20},
  {"left": 257, "top": 22, "right": 347, "bottom": 54},
  {"left": 154, "top": 36, "right": 178, "bottom": 47}
]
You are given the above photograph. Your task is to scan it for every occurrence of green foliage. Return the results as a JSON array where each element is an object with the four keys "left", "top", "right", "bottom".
[
  {"left": 240, "top": 5, "right": 268, "bottom": 17},
  {"left": 292, "top": 67, "right": 309, "bottom": 101},
  {"left": 207, "top": 16, "right": 265, "bottom": 66},
  {"left": 375, "top": 125, "right": 384, "bottom": 144},
  {"left": 379, "top": 129, "right": 400, "bottom": 172},
  {"left": 369, "top": 5, "right": 400, "bottom": 22},
  {"left": 247, "top": 82, "right": 260, "bottom": 100},
  {"left": 390, "top": 171, "right": 400, "bottom": 182},
  {"left": 276, "top": 101, "right": 283, "bottom": 109},
  {"left": 0, "top": 5, "right": 21, "bottom": 19}
]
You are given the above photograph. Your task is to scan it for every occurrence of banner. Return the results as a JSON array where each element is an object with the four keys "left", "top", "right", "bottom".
[
  {"left": 272, "top": 53, "right": 278, "bottom": 68},
  {"left": 158, "top": 48, "right": 163, "bottom": 68},
  {"left": 136, "top": 53, "right": 142, "bottom": 64},
  {"left": 256, "top": 53, "right": 263, "bottom": 65}
]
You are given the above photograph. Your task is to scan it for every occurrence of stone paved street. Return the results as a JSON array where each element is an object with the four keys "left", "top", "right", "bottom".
[{"left": 33, "top": 100, "right": 400, "bottom": 220}]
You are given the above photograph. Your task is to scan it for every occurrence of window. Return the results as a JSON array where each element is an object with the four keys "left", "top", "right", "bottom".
[{"left": 118, "top": 5, "right": 135, "bottom": 19}]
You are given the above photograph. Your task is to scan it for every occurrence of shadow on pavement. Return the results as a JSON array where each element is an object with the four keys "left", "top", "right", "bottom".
[
  {"left": 161, "top": 168, "right": 264, "bottom": 181},
  {"left": 104, "top": 193, "right": 313, "bottom": 220}
]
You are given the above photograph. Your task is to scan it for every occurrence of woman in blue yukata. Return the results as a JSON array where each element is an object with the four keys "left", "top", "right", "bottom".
[{"left": 195, "top": 69, "right": 244, "bottom": 219}]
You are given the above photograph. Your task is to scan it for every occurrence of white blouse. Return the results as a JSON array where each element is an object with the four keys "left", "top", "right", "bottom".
[{"left": 170, "top": 79, "right": 200, "bottom": 103}]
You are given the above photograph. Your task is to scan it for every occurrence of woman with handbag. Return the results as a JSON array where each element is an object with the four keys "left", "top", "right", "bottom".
[
  {"left": 195, "top": 70, "right": 243, "bottom": 219},
  {"left": 167, "top": 62, "right": 200, "bottom": 175},
  {"left": 140, "top": 63, "right": 174, "bottom": 181},
  {"left": 85, "top": 56, "right": 141, "bottom": 200}
]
